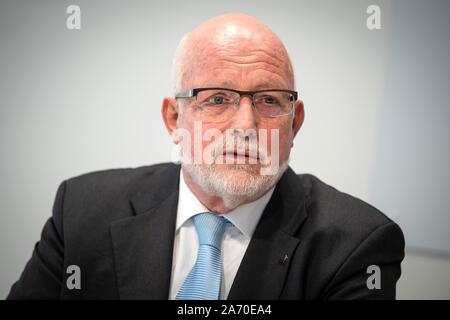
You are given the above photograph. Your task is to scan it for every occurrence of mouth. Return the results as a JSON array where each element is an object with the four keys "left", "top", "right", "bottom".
[{"left": 222, "top": 150, "right": 259, "bottom": 162}]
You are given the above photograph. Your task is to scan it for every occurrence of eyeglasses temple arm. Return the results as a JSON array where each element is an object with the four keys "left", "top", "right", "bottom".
[{"left": 175, "top": 90, "right": 195, "bottom": 99}]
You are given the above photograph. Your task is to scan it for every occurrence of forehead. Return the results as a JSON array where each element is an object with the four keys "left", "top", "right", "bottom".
[
  {"left": 185, "top": 36, "right": 292, "bottom": 90},
  {"left": 201, "top": 79, "right": 287, "bottom": 91}
]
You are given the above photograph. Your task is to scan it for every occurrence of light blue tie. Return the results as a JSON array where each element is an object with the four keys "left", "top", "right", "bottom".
[{"left": 176, "top": 212, "right": 226, "bottom": 300}]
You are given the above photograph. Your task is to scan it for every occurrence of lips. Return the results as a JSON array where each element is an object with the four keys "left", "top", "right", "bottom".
[{"left": 223, "top": 150, "right": 258, "bottom": 160}]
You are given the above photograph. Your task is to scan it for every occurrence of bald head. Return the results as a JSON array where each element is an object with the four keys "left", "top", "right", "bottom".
[{"left": 172, "top": 13, "right": 295, "bottom": 94}]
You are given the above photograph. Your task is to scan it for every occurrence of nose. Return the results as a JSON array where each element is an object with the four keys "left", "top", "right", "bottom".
[{"left": 230, "top": 95, "right": 257, "bottom": 131}]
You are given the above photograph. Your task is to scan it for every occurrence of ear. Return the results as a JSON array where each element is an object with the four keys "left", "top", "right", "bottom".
[
  {"left": 161, "top": 96, "right": 180, "bottom": 142},
  {"left": 292, "top": 99, "right": 305, "bottom": 139}
]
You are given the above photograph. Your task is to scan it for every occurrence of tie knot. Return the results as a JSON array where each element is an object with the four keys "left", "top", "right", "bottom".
[{"left": 193, "top": 212, "right": 226, "bottom": 248}]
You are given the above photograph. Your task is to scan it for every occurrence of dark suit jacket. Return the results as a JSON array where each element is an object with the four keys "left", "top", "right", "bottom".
[{"left": 7, "top": 163, "right": 405, "bottom": 299}]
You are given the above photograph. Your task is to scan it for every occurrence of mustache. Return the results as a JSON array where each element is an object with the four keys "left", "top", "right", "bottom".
[{"left": 211, "top": 136, "right": 268, "bottom": 163}]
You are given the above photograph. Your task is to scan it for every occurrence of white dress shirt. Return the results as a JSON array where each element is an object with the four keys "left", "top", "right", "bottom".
[{"left": 168, "top": 170, "right": 275, "bottom": 300}]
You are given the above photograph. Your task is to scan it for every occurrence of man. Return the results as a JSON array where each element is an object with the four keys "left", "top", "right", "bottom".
[{"left": 8, "top": 13, "right": 404, "bottom": 300}]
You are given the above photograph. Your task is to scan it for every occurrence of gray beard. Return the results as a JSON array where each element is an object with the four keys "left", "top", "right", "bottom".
[{"left": 181, "top": 161, "right": 288, "bottom": 210}]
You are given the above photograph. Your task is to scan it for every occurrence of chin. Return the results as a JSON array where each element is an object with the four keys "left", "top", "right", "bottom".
[
  {"left": 214, "top": 163, "right": 261, "bottom": 176},
  {"left": 182, "top": 161, "right": 289, "bottom": 208}
]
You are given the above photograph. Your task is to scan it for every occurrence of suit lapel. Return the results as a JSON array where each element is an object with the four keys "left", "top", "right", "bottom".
[
  {"left": 110, "top": 164, "right": 180, "bottom": 299},
  {"left": 227, "top": 168, "right": 310, "bottom": 299}
]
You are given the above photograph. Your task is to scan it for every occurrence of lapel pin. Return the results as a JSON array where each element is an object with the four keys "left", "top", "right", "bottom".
[{"left": 280, "top": 254, "right": 289, "bottom": 264}]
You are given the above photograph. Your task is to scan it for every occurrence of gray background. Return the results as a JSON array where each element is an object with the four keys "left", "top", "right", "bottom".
[{"left": 1, "top": 0, "right": 449, "bottom": 299}]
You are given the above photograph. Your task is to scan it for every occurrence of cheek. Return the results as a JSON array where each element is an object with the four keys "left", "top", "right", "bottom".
[
  {"left": 262, "top": 122, "right": 293, "bottom": 161},
  {"left": 174, "top": 114, "right": 195, "bottom": 157},
  {"left": 179, "top": 121, "right": 225, "bottom": 158}
]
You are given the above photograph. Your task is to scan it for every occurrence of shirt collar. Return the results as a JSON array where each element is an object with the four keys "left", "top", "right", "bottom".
[{"left": 176, "top": 169, "right": 275, "bottom": 239}]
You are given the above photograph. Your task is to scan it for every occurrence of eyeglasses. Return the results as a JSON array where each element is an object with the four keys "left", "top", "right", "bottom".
[{"left": 175, "top": 87, "right": 298, "bottom": 122}]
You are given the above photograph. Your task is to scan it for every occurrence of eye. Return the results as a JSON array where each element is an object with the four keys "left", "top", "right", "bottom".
[
  {"left": 208, "top": 95, "right": 225, "bottom": 105},
  {"left": 261, "top": 96, "right": 280, "bottom": 105}
]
